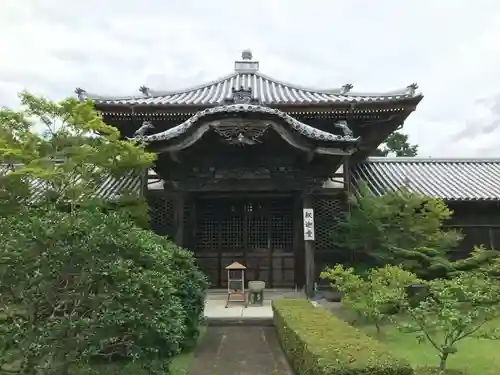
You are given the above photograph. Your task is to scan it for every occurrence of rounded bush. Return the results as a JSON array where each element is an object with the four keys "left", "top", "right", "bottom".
[
  {"left": 132, "top": 231, "right": 208, "bottom": 350},
  {"left": 0, "top": 206, "right": 207, "bottom": 372}
]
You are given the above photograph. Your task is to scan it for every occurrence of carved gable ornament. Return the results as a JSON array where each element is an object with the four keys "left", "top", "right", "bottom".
[
  {"left": 224, "top": 86, "right": 260, "bottom": 105},
  {"left": 210, "top": 119, "right": 269, "bottom": 146}
]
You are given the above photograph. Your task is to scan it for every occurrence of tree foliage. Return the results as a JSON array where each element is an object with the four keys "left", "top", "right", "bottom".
[
  {"left": 400, "top": 272, "right": 500, "bottom": 372},
  {"left": 0, "top": 92, "right": 209, "bottom": 375},
  {"left": 372, "top": 131, "right": 418, "bottom": 157},
  {"left": 321, "top": 264, "right": 420, "bottom": 334},
  {"left": 0, "top": 206, "right": 208, "bottom": 375},
  {"left": 0, "top": 91, "right": 156, "bottom": 220},
  {"left": 449, "top": 245, "right": 500, "bottom": 277},
  {"left": 333, "top": 184, "right": 462, "bottom": 279}
]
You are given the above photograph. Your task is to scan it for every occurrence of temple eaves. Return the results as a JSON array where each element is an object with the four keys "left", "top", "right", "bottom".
[
  {"left": 130, "top": 103, "right": 360, "bottom": 156},
  {"left": 132, "top": 103, "right": 360, "bottom": 144},
  {"left": 75, "top": 50, "right": 423, "bottom": 106}
]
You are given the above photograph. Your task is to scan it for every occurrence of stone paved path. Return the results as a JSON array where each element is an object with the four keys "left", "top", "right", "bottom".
[{"left": 187, "top": 326, "right": 293, "bottom": 375}]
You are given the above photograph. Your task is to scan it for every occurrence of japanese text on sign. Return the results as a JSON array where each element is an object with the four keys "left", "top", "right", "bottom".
[{"left": 303, "top": 208, "right": 315, "bottom": 241}]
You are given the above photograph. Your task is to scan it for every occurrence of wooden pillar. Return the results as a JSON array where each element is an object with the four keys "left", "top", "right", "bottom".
[
  {"left": 173, "top": 191, "right": 185, "bottom": 247},
  {"left": 187, "top": 194, "right": 197, "bottom": 250},
  {"left": 489, "top": 227, "right": 495, "bottom": 250},
  {"left": 293, "top": 193, "right": 305, "bottom": 289},
  {"left": 303, "top": 193, "right": 315, "bottom": 298}
]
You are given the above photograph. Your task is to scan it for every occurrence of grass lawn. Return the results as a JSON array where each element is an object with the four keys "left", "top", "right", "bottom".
[
  {"left": 361, "top": 323, "right": 500, "bottom": 375},
  {"left": 331, "top": 307, "right": 500, "bottom": 375}
]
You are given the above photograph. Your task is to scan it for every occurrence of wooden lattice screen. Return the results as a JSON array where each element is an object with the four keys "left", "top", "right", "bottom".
[
  {"left": 147, "top": 192, "right": 174, "bottom": 238},
  {"left": 146, "top": 192, "right": 193, "bottom": 243},
  {"left": 312, "top": 195, "right": 345, "bottom": 251},
  {"left": 312, "top": 194, "right": 347, "bottom": 282}
]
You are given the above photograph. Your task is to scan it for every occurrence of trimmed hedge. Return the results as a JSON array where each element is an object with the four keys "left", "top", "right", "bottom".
[{"left": 273, "top": 299, "right": 413, "bottom": 375}]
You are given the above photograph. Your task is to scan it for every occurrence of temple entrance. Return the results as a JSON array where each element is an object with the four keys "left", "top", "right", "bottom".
[{"left": 194, "top": 195, "right": 296, "bottom": 288}]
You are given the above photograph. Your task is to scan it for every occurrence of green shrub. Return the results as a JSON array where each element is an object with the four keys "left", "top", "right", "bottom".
[
  {"left": 273, "top": 299, "right": 413, "bottom": 375},
  {"left": 321, "top": 264, "right": 420, "bottom": 334},
  {"left": 0, "top": 206, "right": 207, "bottom": 374},
  {"left": 136, "top": 232, "right": 208, "bottom": 350}
]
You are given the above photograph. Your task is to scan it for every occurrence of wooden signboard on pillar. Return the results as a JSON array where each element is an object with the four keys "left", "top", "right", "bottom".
[
  {"left": 303, "top": 206, "right": 315, "bottom": 298},
  {"left": 303, "top": 208, "right": 315, "bottom": 241}
]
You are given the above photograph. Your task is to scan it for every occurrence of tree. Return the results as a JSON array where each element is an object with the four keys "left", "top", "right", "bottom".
[
  {"left": 332, "top": 184, "right": 462, "bottom": 279},
  {"left": 0, "top": 206, "right": 208, "bottom": 375},
  {"left": 449, "top": 246, "right": 500, "bottom": 277},
  {"left": 0, "top": 92, "right": 208, "bottom": 374},
  {"left": 400, "top": 272, "right": 500, "bottom": 372},
  {"left": 321, "top": 264, "right": 420, "bottom": 334},
  {"left": 0, "top": 91, "right": 156, "bottom": 219},
  {"left": 372, "top": 131, "right": 418, "bottom": 157}
]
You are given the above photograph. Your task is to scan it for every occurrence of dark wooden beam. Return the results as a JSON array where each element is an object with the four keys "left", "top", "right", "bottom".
[
  {"left": 95, "top": 97, "right": 422, "bottom": 116},
  {"left": 489, "top": 227, "right": 496, "bottom": 249},
  {"left": 173, "top": 191, "right": 185, "bottom": 246},
  {"left": 169, "top": 151, "right": 182, "bottom": 164},
  {"left": 305, "top": 150, "right": 315, "bottom": 163}
]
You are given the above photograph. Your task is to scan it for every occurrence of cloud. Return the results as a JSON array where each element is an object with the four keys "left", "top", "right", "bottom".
[{"left": 1, "top": 0, "right": 500, "bottom": 156}]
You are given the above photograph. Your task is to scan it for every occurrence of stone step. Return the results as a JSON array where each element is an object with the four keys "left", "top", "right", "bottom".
[
  {"left": 206, "top": 289, "right": 305, "bottom": 301},
  {"left": 205, "top": 317, "right": 274, "bottom": 327}
]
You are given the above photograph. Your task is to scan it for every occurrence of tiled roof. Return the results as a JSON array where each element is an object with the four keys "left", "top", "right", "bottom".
[
  {"left": 352, "top": 157, "right": 500, "bottom": 201},
  {"left": 138, "top": 104, "right": 359, "bottom": 143},
  {"left": 1, "top": 166, "right": 143, "bottom": 203},
  {"left": 77, "top": 51, "right": 421, "bottom": 106}
]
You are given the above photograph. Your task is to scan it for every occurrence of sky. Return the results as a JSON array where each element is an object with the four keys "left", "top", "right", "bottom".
[{"left": 1, "top": 0, "right": 500, "bottom": 157}]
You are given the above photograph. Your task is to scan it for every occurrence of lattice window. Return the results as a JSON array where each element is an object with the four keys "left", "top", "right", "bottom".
[
  {"left": 270, "top": 199, "right": 293, "bottom": 249},
  {"left": 312, "top": 195, "right": 346, "bottom": 252},
  {"left": 247, "top": 201, "right": 269, "bottom": 250},
  {"left": 196, "top": 200, "right": 220, "bottom": 252},
  {"left": 147, "top": 192, "right": 174, "bottom": 237}
]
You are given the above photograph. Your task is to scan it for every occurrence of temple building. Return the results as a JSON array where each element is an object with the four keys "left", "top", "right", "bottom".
[{"left": 76, "top": 50, "right": 500, "bottom": 293}]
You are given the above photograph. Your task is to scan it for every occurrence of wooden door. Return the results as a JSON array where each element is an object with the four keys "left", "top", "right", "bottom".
[{"left": 194, "top": 196, "right": 295, "bottom": 288}]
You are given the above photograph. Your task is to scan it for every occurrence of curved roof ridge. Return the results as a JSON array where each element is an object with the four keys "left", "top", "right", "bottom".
[
  {"left": 366, "top": 157, "right": 500, "bottom": 163},
  {"left": 254, "top": 72, "right": 412, "bottom": 97},
  {"left": 85, "top": 93, "right": 143, "bottom": 101},
  {"left": 137, "top": 103, "right": 360, "bottom": 143},
  {"left": 254, "top": 71, "right": 344, "bottom": 94},
  {"left": 85, "top": 72, "right": 239, "bottom": 101},
  {"left": 143, "top": 70, "right": 414, "bottom": 97},
  {"left": 145, "top": 72, "right": 239, "bottom": 97},
  {"left": 86, "top": 71, "right": 415, "bottom": 101}
]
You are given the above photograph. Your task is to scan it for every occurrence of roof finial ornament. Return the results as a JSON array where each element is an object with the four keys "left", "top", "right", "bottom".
[
  {"left": 340, "top": 84, "right": 353, "bottom": 95},
  {"left": 334, "top": 120, "right": 354, "bottom": 138},
  {"left": 406, "top": 83, "right": 419, "bottom": 96},
  {"left": 235, "top": 49, "right": 259, "bottom": 73},
  {"left": 134, "top": 121, "right": 155, "bottom": 138},
  {"left": 75, "top": 88, "right": 87, "bottom": 101},
  {"left": 241, "top": 50, "right": 253, "bottom": 60},
  {"left": 139, "top": 86, "right": 151, "bottom": 96}
]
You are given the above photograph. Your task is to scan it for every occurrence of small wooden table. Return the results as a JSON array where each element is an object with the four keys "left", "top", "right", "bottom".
[{"left": 225, "top": 261, "right": 247, "bottom": 308}]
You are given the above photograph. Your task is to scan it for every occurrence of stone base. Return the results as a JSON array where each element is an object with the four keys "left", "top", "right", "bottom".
[{"left": 203, "top": 299, "right": 274, "bottom": 325}]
